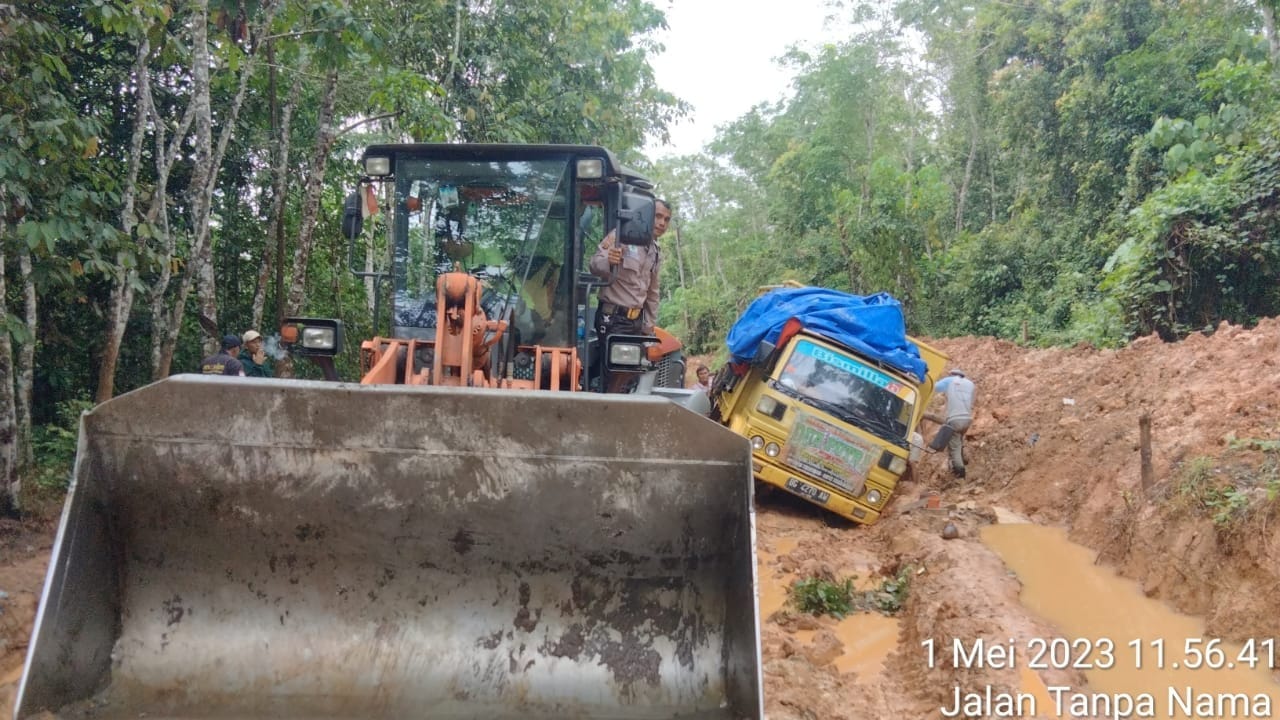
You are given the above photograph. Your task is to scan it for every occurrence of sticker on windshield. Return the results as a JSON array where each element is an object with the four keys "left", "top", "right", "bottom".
[{"left": 793, "top": 340, "right": 916, "bottom": 402}]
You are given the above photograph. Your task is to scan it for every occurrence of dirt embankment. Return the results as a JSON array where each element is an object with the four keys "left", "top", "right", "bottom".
[
  {"left": 4, "top": 321, "right": 1279, "bottom": 719},
  {"left": 1, "top": 519, "right": 54, "bottom": 716},
  {"left": 931, "top": 320, "right": 1280, "bottom": 641}
]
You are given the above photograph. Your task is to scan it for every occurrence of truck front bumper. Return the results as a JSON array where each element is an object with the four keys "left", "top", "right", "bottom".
[{"left": 752, "top": 456, "right": 884, "bottom": 525}]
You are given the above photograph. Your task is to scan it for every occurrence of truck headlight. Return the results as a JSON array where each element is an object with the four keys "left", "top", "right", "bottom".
[
  {"left": 302, "top": 327, "right": 337, "bottom": 351},
  {"left": 765, "top": 442, "right": 780, "bottom": 457},
  {"left": 755, "top": 395, "right": 786, "bottom": 420},
  {"left": 609, "top": 343, "right": 643, "bottom": 367},
  {"left": 865, "top": 489, "right": 883, "bottom": 505},
  {"left": 879, "top": 450, "right": 908, "bottom": 475},
  {"left": 750, "top": 435, "right": 765, "bottom": 451}
]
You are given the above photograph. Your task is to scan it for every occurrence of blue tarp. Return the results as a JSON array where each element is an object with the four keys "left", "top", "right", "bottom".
[{"left": 725, "top": 287, "right": 927, "bottom": 382}]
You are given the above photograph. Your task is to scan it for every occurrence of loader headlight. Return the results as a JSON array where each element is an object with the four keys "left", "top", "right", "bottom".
[
  {"left": 363, "top": 155, "right": 392, "bottom": 176},
  {"left": 750, "top": 435, "right": 765, "bottom": 451},
  {"left": 765, "top": 442, "right": 780, "bottom": 458},
  {"left": 609, "top": 342, "right": 643, "bottom": 367},
  {"left": 576, "top": 158, "right": 604, "bottom": 179},
  {"left": 865, "top": 489, "right": 883, "bottom": 505},
  {"left": 281, "top": 317, "right": 343, "bottom": 357},
  {"left": 302, "top": 327, "right": 337, "bottom": 351}
]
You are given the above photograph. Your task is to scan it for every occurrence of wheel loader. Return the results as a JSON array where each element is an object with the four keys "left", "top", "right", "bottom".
[{"left": 16, "top": 144, "right": 762, "bottom": 719}]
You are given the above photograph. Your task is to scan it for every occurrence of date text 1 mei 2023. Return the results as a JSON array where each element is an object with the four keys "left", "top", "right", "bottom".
[{"left": 923, "top": 637, "right": 1276, "bottom": 672}]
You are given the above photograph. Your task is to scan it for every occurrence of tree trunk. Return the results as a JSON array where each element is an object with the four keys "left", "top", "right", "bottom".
[
  {"left": 156, "top": 0, "right": 279, "bottom": 373},
  {"left": 195, "top": 235, "right": 219, "bottom": 347},
  {"left": 99, "top": 278, "right": 136, "bottom": 401},
  {"left": 285, "top": 70, "right": 341, "bottom": 316},
  {"left": 669, "top": 221, "right": 689, "bottom": 331},
  {"left": 1262, "top": 1, "right": 1280, "bottom": 63},
  {"left": 16, "top": 249, "right": 35, "bottom": 469},
  {"left": 99, "top": 38, "right": 153, "bottom": 401},
  {"left": 146, "top": 92, "right": 193, "bottom": 380},
  {"left": 366, "top": 232, "right": 378, "bottom": 319},
  {"left": 0, "top": 206, "right": 18, "bottom": 515},
  {"left": 154, "top": 0, "right": 215, "bottom": 377},
  {"left": 955, "top": 110, "right": 979, "bottom": 235},
  {"left": 256, "top": 55, "right": 305, "bottom": 331}
]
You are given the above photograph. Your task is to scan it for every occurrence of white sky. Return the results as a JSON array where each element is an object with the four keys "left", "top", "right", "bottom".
[{"left": 644, "top": 0, "right": 850, "bottom": 158}]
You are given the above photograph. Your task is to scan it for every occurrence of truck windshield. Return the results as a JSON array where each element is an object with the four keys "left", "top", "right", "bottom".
[
  {"left": 776, "top": 339, "right": 916, "bottom": 442},
  {"left": 390, "top": 156, "right": 573, "bottom": 347}
]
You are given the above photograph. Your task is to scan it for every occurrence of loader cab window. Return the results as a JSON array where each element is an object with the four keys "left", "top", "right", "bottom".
[
  {"left": 391, "top": 157, "right": 574, "bottom": 347},
  {"left": 775, "top": 339, "right": 916, "bottom": 443}
]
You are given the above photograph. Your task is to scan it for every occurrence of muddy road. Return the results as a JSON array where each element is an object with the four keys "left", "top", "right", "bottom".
[{"left": 4, "top": 320, "right": 1280, "bottom": 718}]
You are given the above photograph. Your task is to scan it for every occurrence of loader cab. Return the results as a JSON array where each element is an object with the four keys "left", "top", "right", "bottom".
[{"left": 341, "top": 143, "right": 657, "bottom": 389}]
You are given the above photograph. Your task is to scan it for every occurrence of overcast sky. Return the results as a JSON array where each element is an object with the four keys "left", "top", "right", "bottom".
[{"left": 644, "top": 0, "right": 849, "bottom": 158}]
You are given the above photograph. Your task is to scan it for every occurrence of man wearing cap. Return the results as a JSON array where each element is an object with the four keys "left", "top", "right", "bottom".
[
  {"left": 928, "top": 368, "right": 976, "bottom": 478},
  {"left": 201, "top": 335, "right": 246, "bottom": 376},
  {"left": 239, "top": 329, "right": 272, "bottom": 377},
  {"left": 589, "top": 198, "right": 670, "bottom": 392}
]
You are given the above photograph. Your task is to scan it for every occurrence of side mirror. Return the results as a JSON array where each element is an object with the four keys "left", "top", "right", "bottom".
[
  {"left": 341, "top": 191, "right": 363, "bottom": 240},
  {"left": 752, "top": 339, "right": 776, "bottom": 368},
  {"left": 617, "top": 191, "right": 654, "bottom": 246}
]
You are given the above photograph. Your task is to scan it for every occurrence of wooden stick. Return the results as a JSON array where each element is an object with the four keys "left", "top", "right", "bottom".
[{"left": 1139, "top": 413, "right": 1153, "bottom": 492}]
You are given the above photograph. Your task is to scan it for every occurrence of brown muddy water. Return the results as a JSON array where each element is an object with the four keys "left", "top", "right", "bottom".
[{"left": 983, "top": 522, "right": 1279, "bottom": 720}]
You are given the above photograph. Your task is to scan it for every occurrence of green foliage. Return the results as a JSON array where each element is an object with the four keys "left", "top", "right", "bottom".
[
  {"left": 29, "top": 398, "right": 94, "bottom": 490},
  {"left": 790, "top": 576, "right": 857, "bottom": 619},
  {"left": 1101, "top": 97, "right": 1280, "bottom": 339},
  {"left": 1228, "top": 437, "right": 1280, "bottom": 453},
  {"left": 857, "top": 564, "right": 913, "bottom": 615},
  {"left": 655, "top": 0, "right": 1279, "bottom": 352},
  {"left": 1174, "top": 446, "right": 1280, "bottom": 529},
  {"left": 789, "top": 566, "right": 913, "bottom": 619}
]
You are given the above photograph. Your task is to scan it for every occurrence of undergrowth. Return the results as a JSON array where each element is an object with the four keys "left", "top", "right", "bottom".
[
  {"left": 29, "top": 398, "right": 92, "bottom": 492},
  {"left": 1172, "top": 437, "right": 1280, "bottom": 529},
  {"left": 790, "top": 564, "right": 914, "bottom": 619}
]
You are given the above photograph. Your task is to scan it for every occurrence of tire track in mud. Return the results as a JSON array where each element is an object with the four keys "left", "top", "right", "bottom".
[{"left": 754, "top": 488, "right": 1091, "bottom": 720}]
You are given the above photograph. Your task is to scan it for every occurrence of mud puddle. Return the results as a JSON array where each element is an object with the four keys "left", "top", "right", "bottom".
[
  {"left": 757, "top": 535, "right": 899, "bottom": 684},
  {"left": 983, "top": 521, "right": 1278, "bottom": 719}
]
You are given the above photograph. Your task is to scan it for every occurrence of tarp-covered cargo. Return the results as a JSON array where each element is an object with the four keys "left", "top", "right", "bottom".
[{"left": 725, "top": 287, "right": 926, "bottom": 382}]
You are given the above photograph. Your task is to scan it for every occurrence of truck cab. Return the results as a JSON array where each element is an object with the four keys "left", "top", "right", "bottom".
[{"left": 715, "top": 322, "right": 948, "bottom": 525}]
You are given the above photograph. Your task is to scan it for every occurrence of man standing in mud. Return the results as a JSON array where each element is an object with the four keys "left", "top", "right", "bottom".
[{"left": 928, "top": 369, "right": 976, "bottom": 478}]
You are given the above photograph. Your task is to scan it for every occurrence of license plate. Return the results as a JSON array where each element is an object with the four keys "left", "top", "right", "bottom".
[{"left": 784, "top": 477, "right": 830, "bottom": 505}]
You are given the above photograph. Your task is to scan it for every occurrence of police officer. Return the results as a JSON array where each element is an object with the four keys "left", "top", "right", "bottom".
[
  {"left": 201, "top": 334, "right": 246, "bottom": 376},
  {"left": 588, "top": 198, "right": 671, "bottom": 392}
]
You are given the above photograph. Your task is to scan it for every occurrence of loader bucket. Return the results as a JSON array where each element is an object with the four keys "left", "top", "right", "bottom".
[{"left": 17, "top": 375, "right": 761, "bottom": 719}]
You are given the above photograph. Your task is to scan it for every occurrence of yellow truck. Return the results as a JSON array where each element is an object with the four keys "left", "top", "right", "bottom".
[{"left": 711, "top": 285, "right": 948, "bottom": 525}]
